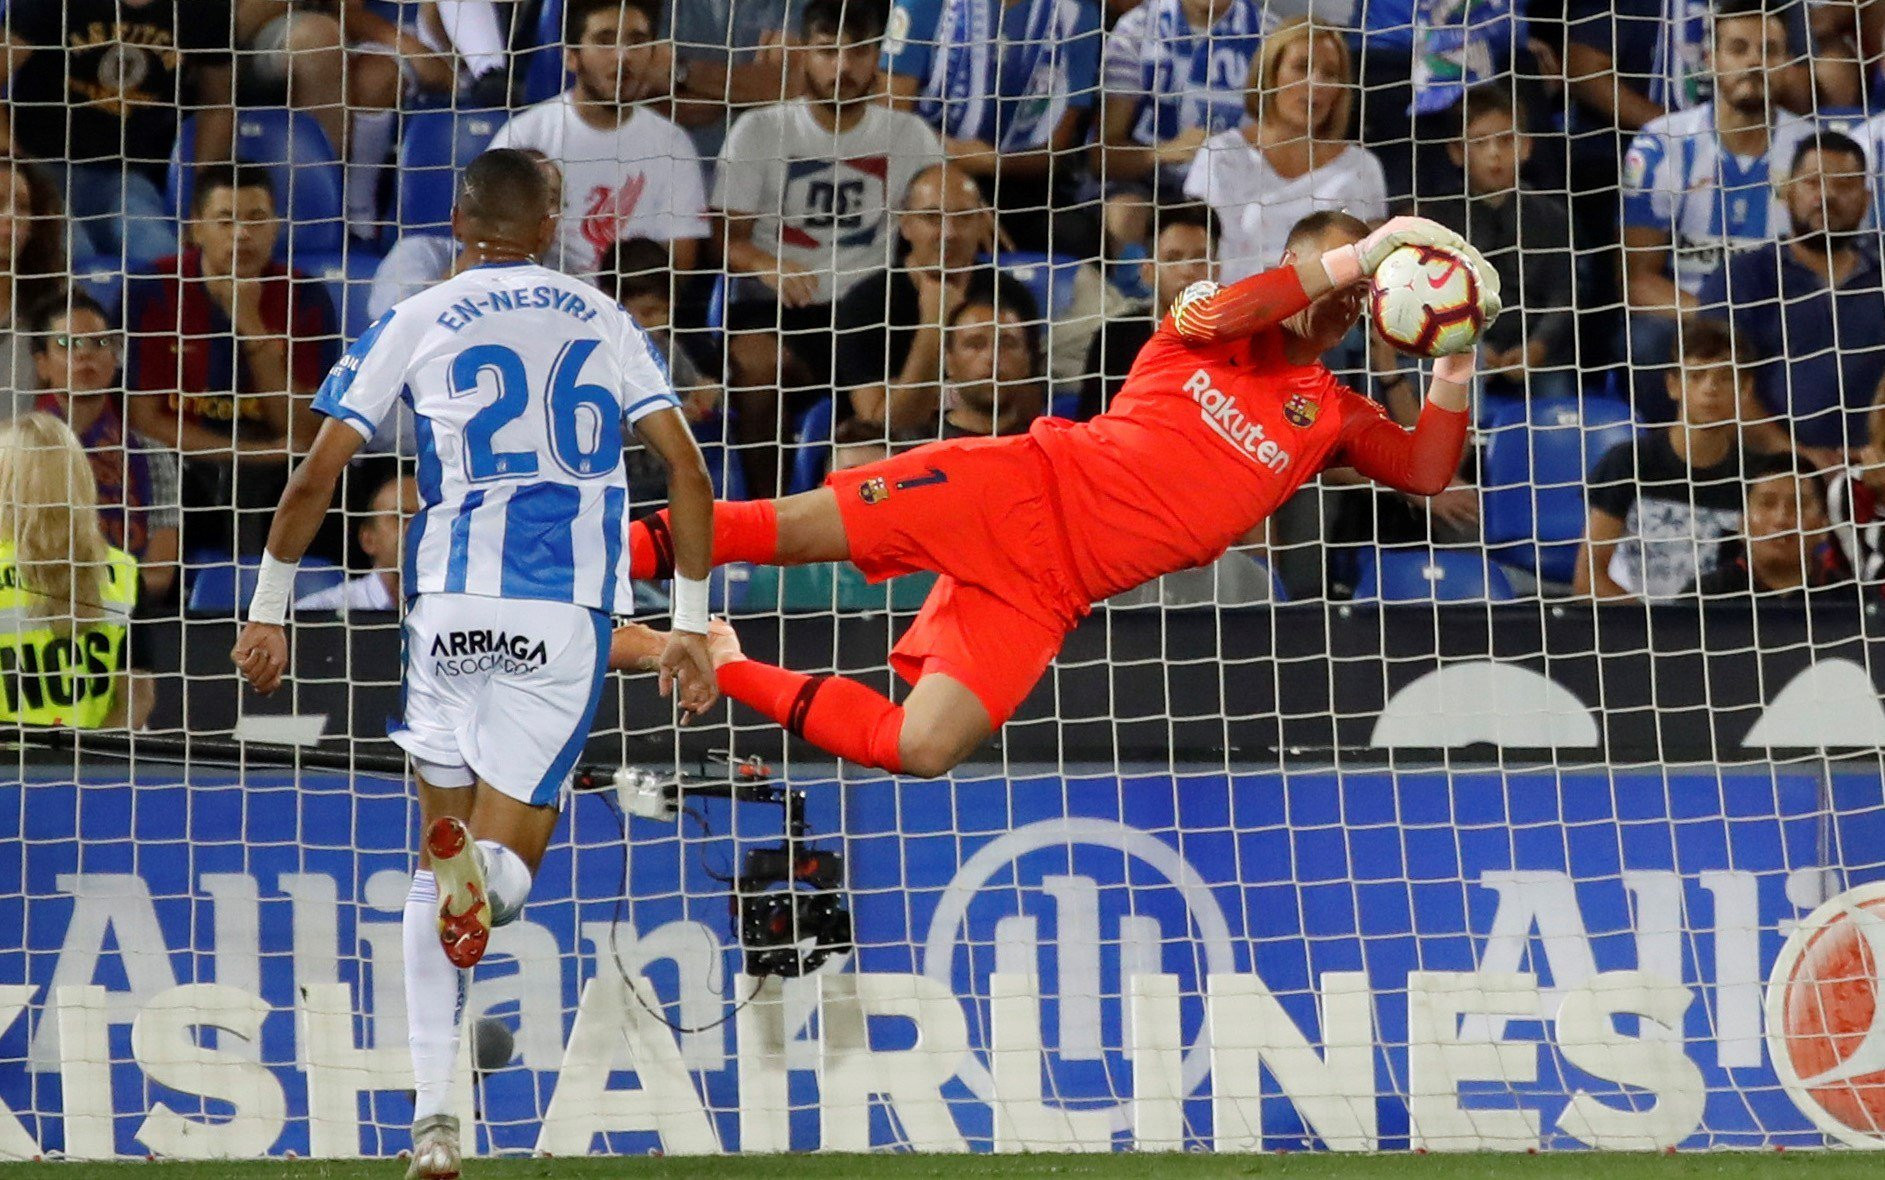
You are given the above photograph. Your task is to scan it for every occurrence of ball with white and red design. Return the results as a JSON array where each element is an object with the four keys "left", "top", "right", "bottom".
[{"left": 1367, "top": 244, "right": 1486, "bottom": 359}]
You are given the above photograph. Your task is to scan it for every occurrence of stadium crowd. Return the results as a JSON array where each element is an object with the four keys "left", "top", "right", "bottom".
[{"left": 3, "top": 0, "right": 1885, "bottom": 726}]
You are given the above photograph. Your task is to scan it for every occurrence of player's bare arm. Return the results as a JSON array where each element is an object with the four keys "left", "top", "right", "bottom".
[
  {"left": 634, "top": 407, "right": 720, "bottom": 719},
  {"left": 229, "top": 418, "right": 366, "bottom": 695}
]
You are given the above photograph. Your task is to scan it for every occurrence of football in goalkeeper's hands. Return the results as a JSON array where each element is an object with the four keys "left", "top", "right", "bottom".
[{"left": 1367, "top": 244, "right": 1486, "bottom": 359}]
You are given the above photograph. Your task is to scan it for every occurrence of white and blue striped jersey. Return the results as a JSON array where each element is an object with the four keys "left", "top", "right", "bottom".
[
  {"left": 1622, "top": 104, "right": 1813, "bottom": 296},
  {"left": 311, "top": 260, "right": 678, "bottom": 615}
]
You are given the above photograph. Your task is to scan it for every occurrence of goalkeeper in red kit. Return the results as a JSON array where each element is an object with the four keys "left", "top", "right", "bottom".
[{"left": 613, "top": 211, "right": 1500, "bottom": 776}]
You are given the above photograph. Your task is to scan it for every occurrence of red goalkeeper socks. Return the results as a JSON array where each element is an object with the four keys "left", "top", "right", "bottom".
[
  {"left": 630, "top": 500, "right": 779, "bottom": 579},
  {"left": 717, "top": 659, "right": 905, "bottom": 774}
]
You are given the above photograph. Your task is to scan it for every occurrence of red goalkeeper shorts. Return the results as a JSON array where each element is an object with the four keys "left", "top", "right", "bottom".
[{"left": 826, "top": 435, "right": 1088, "bottom": 725}]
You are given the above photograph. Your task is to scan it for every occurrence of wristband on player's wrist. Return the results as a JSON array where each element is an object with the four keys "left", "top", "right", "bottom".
[
  {"left": 248, "top": 551, "right": 297, "bottom": 627},
  {"left": 671, "top": 574, "right": 710, "bottom": 635},
  {"left": 1319, "top": 245, "right": 1363, "bottom": 287}
]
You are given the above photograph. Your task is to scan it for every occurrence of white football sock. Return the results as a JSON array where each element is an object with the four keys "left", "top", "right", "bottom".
[
  {"left": 475, "top": 839, "right": 532, "bottom": 927},
  {"left": 435, "top": 0, "right": 507, "bottom": 79},
  {"left": 404, "top": 869, "right": 468, "bottom": 1122},
  {"left": 346, "top": 108, "right": 397, "bottom": 234}
]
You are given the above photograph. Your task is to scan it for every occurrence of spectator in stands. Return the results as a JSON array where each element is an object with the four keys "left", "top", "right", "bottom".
[
  {"left": 1081, "top": 204, "right": 1215, "bottom": 418},
  {"left": 27, "top": 292, "right": 181, "bottom": 603},
  {"left": 124, "top": 166, "right": 341, "bottom": 553},
  {"left": 0, "top": 0, "right": 235, "bottom": 264},
  {"left": 1577, "top": 318, "right": 1754, "bottom": 601},
  {"left": 124, "top": 166, "right": 340, "bottom": 461},
  {"left": 1828, "top": 376, "right": 1885, "bottom": 585},
  {"left": 1566, "top": 0, "right": 1812, "bottom": 136},
  {"left": 1690, "top": 454, "right": 1850, "bottom": 598},
  {"left": 236, "top": 1, "right": 513, "bottom": 242},
  {"left": 834, "top": 163, "right": 997, "bottom": 428},
  {"left": 939, "top": 275, "right": 1044, "bottom": 439},
  {"left": 294, "top": 470, "right": 418, "bottom": 613},
  {"left": 882, "top": 0, "right": 1103, "bottom": 254},
  {"left": 1419, "top": 87, "right": 1575, "bottom": 409},
  {"left": 715, "top": 0, "right": 944, "bottom": 496},
  {"left": 1184, "top": 19, "right": 1387, "bottom": 284},
  {"left": 371, "top": 151, "right": 564, "bottom": 318},
  {"left": 1698, "top": 132, "right": 1884, "bottom": 467},
  {"left": 595, "top": 237, "right": 725, "bottom": 508},
  {"left": 597, "top": 237, "right": 720, "bottom": 427},
  {"left": 0, "top": 413, "right": 146, "bottom": 728},
  {"left": 489, "top": 0, "right": 710, "bottom": 274},
  {"left": 1095, "top": 0, "right": 1269, "bottom": 198},
  {"left": 0, "top": 157, "right": 67, "bottom": 411},
  {"left": 1620, "top": 0, "right": 1813, "bottom": 412}
]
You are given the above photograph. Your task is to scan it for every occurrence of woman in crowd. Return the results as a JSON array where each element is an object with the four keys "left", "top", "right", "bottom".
[
  {"left": 27, "top": 290, "right": 181, "bottom": 603},
  {"left": 1183, "top": 18, "right": 1387, "bottom": 284},
  {"left": 0, "top": 413, "right": 145, "bottom": 729},
  {"left": 0, "top": 157, "right": 67, "bottom": 411}
]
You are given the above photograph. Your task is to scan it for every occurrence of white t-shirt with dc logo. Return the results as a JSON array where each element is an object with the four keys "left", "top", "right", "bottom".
[{"left": 714, "top": 100, "right": 944, "bottom": 305}]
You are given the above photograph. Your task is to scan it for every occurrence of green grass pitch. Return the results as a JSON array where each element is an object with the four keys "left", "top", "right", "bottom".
[{"left": 0, "top": 1154, "right": 1872, "bottom": 1179}]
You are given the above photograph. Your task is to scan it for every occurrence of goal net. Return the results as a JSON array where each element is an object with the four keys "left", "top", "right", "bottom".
[{"left": 4, "top": 0, "right": 1885, "bottom": 1161}]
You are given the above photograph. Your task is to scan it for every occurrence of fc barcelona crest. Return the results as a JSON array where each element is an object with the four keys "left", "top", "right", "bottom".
[
  {"left": 1283, "top": 392, "right": 1319, "bottom": 428},
  {"left": 858, "top": 477, "right": 889, "bottom": 505}
]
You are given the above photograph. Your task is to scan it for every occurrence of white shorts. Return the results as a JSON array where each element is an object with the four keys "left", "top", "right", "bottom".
[{"left": 388, "top": 593, "right": 610, "bottom": 807}]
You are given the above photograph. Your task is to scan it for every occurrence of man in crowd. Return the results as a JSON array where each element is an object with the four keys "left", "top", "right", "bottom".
[
  {"left": 833, "top": 163, "right": 998, "bottom": 429},
  {"left": 1080, "top": 204, "right": 1214, "bottom": 417},
  {"left": 489, "top": 0, "right": 709, "bottom": 274},
  {"left": 1421, "top": 87, "right": 1575, "bottom": 410},
  {"left": 0, "top": 0, "right": 235, "bottom": 262},
  {"left": 122, "top": 165, "right": 340, "bottom": 548},
  {"left": 1620, "top": 0, "right": 1812, "bottom": 415},
  {"left": 715, "top": 0, "right": 944, "bottom": 495},
  {"left": 938, "top": 275, "right": 1044, "bottom": 439},
  {"left": 294, "top": 470, "right": 419, "bottom": 613},
  {"left": 1698, "top": 131, "right": 1885, "bottom": 466},
  {"left": 1690, "top": 455, "right": 1851, "bottom": 597},
  {"left": 882, "top": 0, "right": 1103, "bottom": 254},
  {"left": 1577, "top": 318, "right": 1755, "bottom": 600}
]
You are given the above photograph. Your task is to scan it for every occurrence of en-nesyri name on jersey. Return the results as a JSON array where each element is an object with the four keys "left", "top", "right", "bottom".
[{"left": 311, "top": 260, "right": 679, "bottom": 616}]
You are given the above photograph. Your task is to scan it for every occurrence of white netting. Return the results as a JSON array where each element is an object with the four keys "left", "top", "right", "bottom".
[{"left": 4, "top": 0, "right": 1885, "bottom": 1162}]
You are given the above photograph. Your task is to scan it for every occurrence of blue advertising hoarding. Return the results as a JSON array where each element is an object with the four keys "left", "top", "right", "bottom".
[{"left": 2, "top": 760, "right": 1883, "bottom": 1157}]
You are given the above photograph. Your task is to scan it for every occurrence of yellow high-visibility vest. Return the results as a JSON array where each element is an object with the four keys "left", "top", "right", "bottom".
[{"left": 0, "top": 542, "right": 139, "bottom": 728}]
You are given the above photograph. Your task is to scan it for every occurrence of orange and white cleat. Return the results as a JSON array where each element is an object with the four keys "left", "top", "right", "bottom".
[{"left": 425, "top": 817, "right": 490, "bottom": 969}]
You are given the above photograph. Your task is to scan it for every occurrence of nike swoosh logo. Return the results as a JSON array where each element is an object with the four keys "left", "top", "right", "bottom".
[
  {"left": 894, "top": 466, "right": 948, "bottom": 491},
  {"left": 1427, "top": 265, "right": 1462, "bottom": 291}
]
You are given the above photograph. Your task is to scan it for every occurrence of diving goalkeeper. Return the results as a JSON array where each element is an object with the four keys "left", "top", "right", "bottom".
[{"left": 614, "top": 212, "right": 1498, "bottom": 777}]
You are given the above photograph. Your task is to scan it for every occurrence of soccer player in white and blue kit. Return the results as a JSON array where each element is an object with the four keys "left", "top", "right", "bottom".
[{"left": 231, "top": 149, "right": 716, "bottom": 1178}]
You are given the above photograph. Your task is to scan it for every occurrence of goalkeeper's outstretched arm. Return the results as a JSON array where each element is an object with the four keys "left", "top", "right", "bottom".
[
  {"left": 231, "top": 418, "right": 367, "bottom": 695},
  {"left": 1333, "top": 354, "right": 1475, "bottom": 498}
]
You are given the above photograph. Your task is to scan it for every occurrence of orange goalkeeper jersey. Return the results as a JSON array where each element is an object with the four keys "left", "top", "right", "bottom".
[{"left": 1030, "top": 268, "right": 1467, "bottom": 603}]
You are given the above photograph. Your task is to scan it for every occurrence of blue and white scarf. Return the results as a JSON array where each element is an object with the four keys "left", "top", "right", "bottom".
[
  {"left": 1647, "top": 0, "right": 1711, "bottom": 112},
  {"left": 1128, "top": 0, "right": 1269, "bottom": 144},
  {"left": 920, "top": 0, "right": 1079, "bottom": 151},
  {"left": 1409, "top": 0, "right": 1522, "bottom": 115}
]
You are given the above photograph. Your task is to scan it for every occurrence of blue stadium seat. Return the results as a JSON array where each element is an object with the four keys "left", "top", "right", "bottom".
[
  {"left": 298, "top": 249, "right": 384, "bottom": 344},
  {"left": 1481, "top": 395, "right": 1637, "bottom": 585},
  {"left": 170, "top": 110, "right": 346, "bottom": 260},
  {"left": 995, "top": 251, "right": 1085, "bottom": 320},
  {"left": 1352, "top": 548, "right": 1517, "bottom": 603},
  {"left": 187, "top": 554, "right": 345, "bottom": 614},
  {"left": 395, "top": 104, "right": 505, "bottom": 236},
  {"left": 788, "top": 397, "right": 835, "bottom": 494},
  {"left": 522, "top": 0, "right": 569, "bottom": 104}
]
